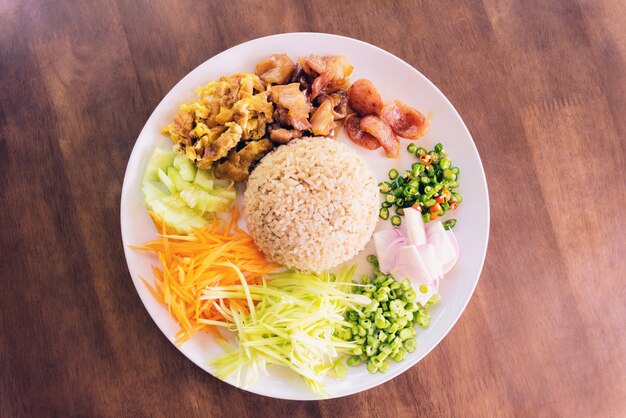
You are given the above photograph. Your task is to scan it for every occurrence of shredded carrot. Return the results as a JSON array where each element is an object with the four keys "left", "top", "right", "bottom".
[{"left": 133, "top": 207, "right": 277, "bottom": 344}]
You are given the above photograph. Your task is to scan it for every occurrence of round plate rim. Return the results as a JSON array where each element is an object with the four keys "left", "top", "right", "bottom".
[{"left": 120, "top": 32, "right": 490, "bottom": 400}]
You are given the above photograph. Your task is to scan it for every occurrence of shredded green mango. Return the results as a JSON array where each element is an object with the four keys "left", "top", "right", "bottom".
[{"left": 202, "top": 265, "right": 371, "bottom": 396}]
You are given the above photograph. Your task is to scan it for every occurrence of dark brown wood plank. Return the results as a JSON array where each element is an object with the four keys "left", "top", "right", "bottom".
[{"left": 1, "top": 0, "right": 624, "bottom": 416}]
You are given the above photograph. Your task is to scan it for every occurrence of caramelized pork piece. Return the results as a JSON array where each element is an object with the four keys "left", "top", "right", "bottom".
[
  {"left": 255, "top": 54, "right": 296, "bottom": 85},
  {"left": 298, "top": 55, "right": 326, "bottom": 77},
  {"left": 213, "top": 139, "right": 274, "bottom": 182},
  {"left": 309, "top": 99, "right": 336, "bottom": 136},
  {"left": 344, "top": 114, "right": 380, "bottom": 150},
  {"left": 299, "top": 55, "right": 353, "bottom": 99},
  {"left": 273, "top": 105, "right": 291, "bottom": 126},
  {"left": 311, "top": 56, "right": 353, "bottom": 100},
  {"left": 308, "top": 64, "right": 337, "bottom": 98},
  {"left": 381, "top": 100, "right": 429, "bottom": 140},
  {"left": 289, "top": 63, "right": 313, "bottom": 91},
  {"left": 314, "top": 90, "right": 348, "bottom": 120},
  {"left": 360, "top": 115, "right": 399, "bottom": 157},
  {"left": 269, "top": 127, "right": 302, "bottom": 144},
  {"left": 347, "top": 79, "right": 384, "bottom": 116},
  {"left": 270, "top": 83, "right": 312, "bottom": 131},
  {"left": 331, "top": 90, "right": 348, "bottom": 119}
]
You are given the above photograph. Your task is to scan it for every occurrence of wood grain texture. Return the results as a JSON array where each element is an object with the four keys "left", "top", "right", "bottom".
[{"left": 1, "top": 0, "right": 625, "bottom": 416}]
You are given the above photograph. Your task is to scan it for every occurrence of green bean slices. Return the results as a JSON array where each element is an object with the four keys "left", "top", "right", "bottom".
[
  {"left": 340, "top": 255, "right": 439, "bottom": 374},
  {"left": 378, "top": 143, "right": 462, "bottom": 225}
]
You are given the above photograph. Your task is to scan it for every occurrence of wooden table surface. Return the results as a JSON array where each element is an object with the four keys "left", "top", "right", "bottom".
[{"left": 2, "top": 0, "right": 625, "bottom": 416}]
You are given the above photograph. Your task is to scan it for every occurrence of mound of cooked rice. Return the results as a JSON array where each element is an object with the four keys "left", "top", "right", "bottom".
[{"left": 243, "top": 137, "right": 379, "bottom": 272}]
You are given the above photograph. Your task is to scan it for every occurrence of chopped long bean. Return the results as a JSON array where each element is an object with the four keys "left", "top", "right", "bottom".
[{"left": 341, "top": 256, "right": 438, "bottom": 374}]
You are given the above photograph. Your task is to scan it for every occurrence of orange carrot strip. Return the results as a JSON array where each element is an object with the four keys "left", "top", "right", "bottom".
[
  {"left": 140, "top": 277, "right": 164, "bottom": 304},
  {"left": 134, "top": 207, "right": 277, "bottom": 345}
]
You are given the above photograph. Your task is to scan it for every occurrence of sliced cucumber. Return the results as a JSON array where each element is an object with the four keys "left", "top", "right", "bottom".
[
  {"left": 194, "top": 169, "right": 214, "bottom": 192},
  {"left": 197, "top": 195, "right": 230, "bottom": 213},
  {"left": 144, "top": 148, "right": 175, "bottom": 181},
  {"left": 212, "top": 186, "right": 237, "bottom": 201},
  {"left": 167, "top": 167, "right": 192, "bottom": 191},
  {"left": 145, "top": 194, "right": 209, "bottom": 234},
  {"left": 142, "top": 149, "right": 235, "bottom": 233},
  {"left": 183, "top": 215, "right": 212, "bottom": 231},
  {"left": 142, "top": 181, "right": 167, "bottom": 203},
  {"left": 157, "top": 168, "right": 176, "bottom": 194},
  {"left": 180, "top": 186, "right": 230, "bottom": 213},
  {"left": 174, "top": 156, "right": 197, "bottom": 182}
]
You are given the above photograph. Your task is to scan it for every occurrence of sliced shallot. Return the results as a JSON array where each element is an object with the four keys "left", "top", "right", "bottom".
[
  {"left": 425, "top": 221, "right": 458, "bottom": 273},
  {"left": 404, "top": 207, "right": 427, "bottom": 245},
  {"left": 443, "top": 230, "right": 460, "bottom": 274},
  {"left": 372, "top": 207, "right": 460, "bottom": 297},
  {"left": 374, "top": 228, "right": 405, "bottom": 273}
]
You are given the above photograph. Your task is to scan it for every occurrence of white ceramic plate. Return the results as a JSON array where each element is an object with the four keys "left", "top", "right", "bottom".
[{"left": 120, "top": 33, "right": 489, "bottom": 400}]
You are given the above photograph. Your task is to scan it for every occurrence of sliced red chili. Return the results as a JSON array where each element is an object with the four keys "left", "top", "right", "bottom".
[
  {"left": 419, "top": 154, "right": 433, "bottom": 165},
  {"left": 430, "top": 203, "right": 442, "bottom": 214}
]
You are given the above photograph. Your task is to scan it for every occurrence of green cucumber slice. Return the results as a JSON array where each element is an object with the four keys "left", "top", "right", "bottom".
[
  {"left": 194, "top": 169, "right": 214, "bottom": 192},
  {"left": 146, "top": 194, "right": 209, "bottom": 234},
  {"left": 157, "top": 168, "right": 176, "bottom": 194},
  {"left": 174, "top": 156, "right": 197, "bottom": 182},
  {"left": 167, "top": 167, "right": 192, "bottom": 191},
  {"left": 179, "top": 186, "right": 230, "bottom": 213},
  {"left": 211, "top": 187, "right": 237, "bottom": 201},
  {"left": 142, "top": 181, "right": 167, "bottom": 203},
  {"left": 144, "top": 148, "right": 175, "bottom": 181}
]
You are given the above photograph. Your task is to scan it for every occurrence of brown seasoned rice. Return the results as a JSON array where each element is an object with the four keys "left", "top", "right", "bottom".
[{"left": 243, "top": 137, "right": 379, "bottom": 272}]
